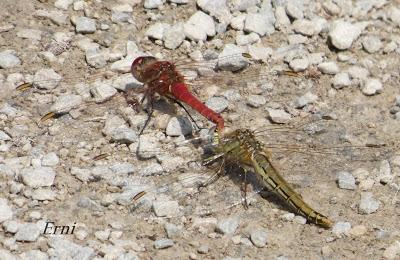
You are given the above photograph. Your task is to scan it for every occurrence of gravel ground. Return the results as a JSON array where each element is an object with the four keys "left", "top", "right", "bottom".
[{"left": 1, "top": 0, "right": 400, "bottom": 259}]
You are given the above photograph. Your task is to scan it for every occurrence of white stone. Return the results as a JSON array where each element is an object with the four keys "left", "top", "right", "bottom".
[
  {"left": 362, "top": 35, "right": 382, "bottom": 53},
  {"left": 90, "top": 82, "right": 117, "bottom": 102},
  {"left": 359, "top": 192, "right": 380, "bottom": 214},
  {"left": 145, "top": 23, "right": 170, "bottom": 40},
  {"left": 332, "top": 72, "right": 351, "bottom": 89},
  {"left": 230, "top": 14, "right": 246, "bottom": 30},
  {"left": 152, "top": 200, "right": 179, "bottom": 217},
  {"left": 289, "top": 58, "right": 309, "bottom": 72},
  {"left": 85, "top": 49, "right": 109, "bottom": 68},
  {"left": 0, "top": 51, "right": 21, "bottom": 69},
  {"left": 217, "top": 44, "right": 249, "bottom": 71},
  {"left": 286, "top": 2, "right": 303, "bottom": 19},
  {"left": 292, "top": 19, "right": 317, "bottom": 36},
  {"left": 41, "top": 152, "right": 59, "bottom": 167},
  {"left": 337, "top": 171, "right": 356, "bottom": 190},
  {"left": 184, "top": 11, "right": 215, "bottom": 42},
  {"left": 0, "top": 198, "right": 13, "bottom": 223},
  {"left": 244, "top": 13, "right": 274, "bottom": 36},
  {"left": 236, "top": 32, "right": 260, "bottom": 46},
  {"left": 144, "top": 0, "right": 166, "bottom": 9},
  {"left": 294, "top": 92, "right": 318, "bottom": 108},
  {"left": 361, "top": 78, "right": 383, "bottom": 96},
  {"left": 318, "top": 61, "right": 339, "bottom": 74},
  {"left": 15, "top": 223, "right": 40, "bottom": 242},
  {"left": 20, "top": 167, "right": 56, "bottom": 188},
  {"left": 275, "top": 6, "right": 290, "bottom": 30},
  {"left": 196, "top": 0, "right": 232, "bottom": 23},
  {"left": 50, "top": 94, "right": 83, "bottom": 113},
  {"left": 55, "top": 0, "right": 73, "bottom": 10},
  {"left": 166, "top": 116, "right": 193, "bottom": 136},
  {"left": 17, "top": 29, "right": 42, "bottom": 41},
  {"left": 266, "top": 108, "right": 291, "bottom": 124},
  {"left": 246, "top": 95, "right": 266, "bottom": 108},
  {"left": 33, "top": 68, "right": 62, "bottom": 90},
  {"left": 329, "top": 21, "right": 364, "bottom": 50},
  {"left": 163, "top": 23, "right": 185, "bottom": 50},
  {"left": 216, "top": 216, "right": 240, "bottom": 235},
  {"left": 250, "top": 229, "right": 268, "bottom": 248},
  {"left": 332, "top": 221, "right": 351, "bottom": 237},
  {"left": 388, "top": 7, "right": 400, "bottom": 27},
  {"left": 383, "top": 241, "right": 400, "bottom": 259},
  {"left": 48, "top": 237, "right": 95, "bottom": 259},
  {"left": 75, "top": 17, "right": 96, "bottom": 34}
]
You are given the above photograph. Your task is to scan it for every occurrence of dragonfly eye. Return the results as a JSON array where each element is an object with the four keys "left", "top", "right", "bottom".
[{"left": 131, "top": 56, "right": 157, "bottom": 82}]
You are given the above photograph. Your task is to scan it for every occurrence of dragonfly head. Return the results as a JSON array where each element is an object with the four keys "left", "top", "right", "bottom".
[{"left": 131, "top": 56, "right": 157, "bottom": 83}]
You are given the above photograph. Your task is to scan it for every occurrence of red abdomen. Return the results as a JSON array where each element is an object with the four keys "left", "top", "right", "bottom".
[{"left": 170, "top": 82, "right": 224, "bottom": 131}]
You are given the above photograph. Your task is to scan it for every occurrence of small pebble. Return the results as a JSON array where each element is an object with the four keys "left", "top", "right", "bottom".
[
  {"left": 41, "top": 152, "right": 59, "bottom": 167},
  {"left": 362, "top": 36, "right": 382, "bottom": 53},
  {"left": 163, "top": 23, "right": 185, "bottom": 50},
  {"left": 184, "top": 11, "right": 215, "bottom": 42},
  {"left": 361, "top": 78, "right": 383, "bottom": 96},
  {"left": 205, "top": 96, "right": 229, "bottom": 113},
  {"left": 329, "top": 21, "right": 364, "bottom": 50},
  {"left": 359, "top": 192, "right": 380, "bottom": 214},
  {"left": 154, "top": 238, "right": 174, "bottom": 249},
  {"left": 164, "top": 223, "right": 181, "bottom": 238},
  {"left": 318, "top": 61, "right": 339, "bottom": 75},
  {"left": 349, "top": 225, "right": 367, "bottom": 236},
  {"left": 3, "top": 220, "right": 19, "bottom": 233},
  {"left": 0, "top": 51, "right": 21, "bottom": 69},
  {"left": 293, "top": 215, "right": 307, "bottom": 225},
  {"left": 246, "top": 95, "right": 266, "bottom": 108},
  {"left": 215, "top": 216, "right": 240, "bottom": 235},
  {"left": 197, "top": 244, "right": 209, "bottom": 254},
  {"left": 289, "top": 58, "right": 309, "bottom": 72},
  {"left": 294, "top": 92, "right": 318, "bottom": 108},
  {"left": 75, "top": 16, "right": 96, "bottom": 34},
  {"left": 152, "top": 200, "right": 179, "bottom": 217},
  {"left": 250, "top": 229, "right": 268, "bottom": 248},
  {"left": 266, "top": 108, "right": 291, "bottom": 124},
  {"left": 90, "top": 83, "right": 117, "bottom": 102},
  {"left": 244, "top": 13, "right": 274, "bottom": 36},
  {"left": 15, "top": 223, "right": 41, "bottom": 242},
  {"left": 33, "top": 68, "right": 62, "bottom": 89},
  {"left": 166, "top": 116, "right": 193, "bottom": 136},
  {"left": 332, "top": 221, "right": 351, "bottom": 237},
  {"left": 337, "top": 171, "right": 356, "bottom": 190},
  {"left": 95, "top": 229, "right": 110, "bottom": 241},
  {"left": 332, "top": 72, "right": 351, "bottom": 89},
  {"left": 20, "top": 167, "right": 56, "bottom": 188}
]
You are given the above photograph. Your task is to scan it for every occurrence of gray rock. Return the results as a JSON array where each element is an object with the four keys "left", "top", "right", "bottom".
[
  {"left": 359, "top": 192, "right": 380, "bottom": 214},
  {"left": 361, "top": 78, "right": 383, "bottom": 96},
  {"left": 163, "top": 23, "right": 185, "bottom": 50},
  {"left": 0, "top": 130, "right": 11, "bottom": 141},
  {"left": 145, "top": 22, "right": 170, "bottom": 40},
  {"left": 34, "top": 10, "right": 69, "bottom": 25},
  {"left": 230, "top": 14, "right": 246, "bottom": 30},
  {"left": 332, "top": 72, "right": 351, "bottom": 89},
  {"left": 75, "top": 17, "right": 96, "bottom": 34},
  {"left": 292, "top": 19, "right": 317, "bottom": 36},
  {"left": 246, "top": 95, "right": 266, "bottom": 108},
  {"left": 337, "top": 171, "right": 356, "bottom": 190},
  {"left": 244, "top": 13, "right": 274, "bottom": 36},
  {"left": 139, "top": 163, "right": 163, "bottom": 177},
  {"left": 20, "top": 167, "right": 55, "bottom": 188},
  {"left": 166, "top": 116, "right": 193, "bottom": 136},
  {"left": 362, "top": 35, "right": 382, "bottom": 53},
  {"left": 103, "top": 115, "right": 126, "bottom": 136},
  {"left": 318, "top": 61, "right": 339, "bottom": 75},
  {"left": 388, "top": 7, "right": 400, "bottom": 27},
  {"left": 184, "top": 11, "right": 215, "bottom": 41},
  {"left": 110, "top": 163, "right": 135, "bottom": 175},
  {"left": 50, "top": 94, "right": 82, "bottom": 114},
  {"left": 275, "top": 6, "right": 290, "bottom": 30},
  {"left": 289, "top": 58, "right": 309, "bottom": 72},
  {"left": 77, "top": 196, "right": 105, "bottom": 211},
  {"left": 71, "top": 167, "right": 93, "bottom": 182},
  {"left": 90, "top": 82, "right": 117, "bottom": 102},
  {"left": 85, "top": 49, "right": 109, "bottom": 68},
  {"left": 205, "top": 96, "right": 229, "bottom": 113},
  {"left": 196, "top": 0, "right": 232, "bottom": 23},
  {"left": 217, "top": 44, "right": 249, "bottom": 71},
  {"left": 19, "top": 250, "right": 49, "bottom": 260},
  {"left": 154, "top": 238, "right": 174, "bottom": 249},
  {"left": 347, "top": 66, "right": 369, "bottom": 80},
  {"left": 17, "top": 29, "right": 42, "bottom": 41},
  {"left": 164, "top": 223, "right": 181, "bottom": 238},
  {"left": 110, "top": 127, "right": 138, "bottom": 144},
  {"left": 286, "top": 2, "right": 303, "bottom": 19},
  {"left": 33, "top": 68, "right": 62, "bottom": 90},
  {"left": 236, "top": 32, "right": 260, "bottom": 46},
  {"left": 3, "top": 220, "right": 19, "bottom": 233},
  {"left": 379, "top": 160, "right": 393, "bottom": 185},
  {"left": 144, "top": 0, "right": 166, "bottom": 9},
  {"left": 152, "top": 200, "right": 179, "bottom": 217},
  {"left": 250, "top": 229, "right": 268, "bottom": 247},
  {"left": 329, "top": 21, "right": 364, "bottom": 50},
  {"left": 31, "top": 188, "right": 56, "bottom": 201},
  {"left": 216, "top": 216, "right": 240, "bottom": 235},
  {"left": 111, "top": 4, "right": 133, "bottom": 24},
  {"left": 137, "top": 134, "right": 162, "bottom": 159},
  {"left": 55, "top": 0, "right": 73, "bottom": 10},
  {"left": 294, "top": 92, "right": 318, "bottom": 108},
  {"left": 48, "top": 237, "right": 95, "bottom": 259},
  {"left": 42, "top": 152, "right": 59, "bottom": 167},
  {"left": 332, "top": 221, "right": 351, "bottom": 237},
  {"left": 0, "top": 198, "right": 13, "bottom": 223},
  {"left": 15, "top": 223, "right": 40, "bottom": 242},
  {"left": 0, "top": 51, "right": 21, "bottom": 69}
]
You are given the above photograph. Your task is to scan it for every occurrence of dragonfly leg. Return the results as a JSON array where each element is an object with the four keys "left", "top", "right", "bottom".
[
  {"left": 166, "top": 96, "right": 202, "bottom": 132},
  {"left": 241, "top": 168, "right": 250, "bottom": 209},
  {"left": 198, "top": 159, "right": 226, "bottom": 192},
  {"left": 139, "top": 94, "right": 154, "bottom": 135}
]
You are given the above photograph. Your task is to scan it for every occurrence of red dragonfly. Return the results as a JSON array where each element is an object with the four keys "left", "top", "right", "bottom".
[{"left": 129, "top": 56, "right": 224, "bottom": 134}]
